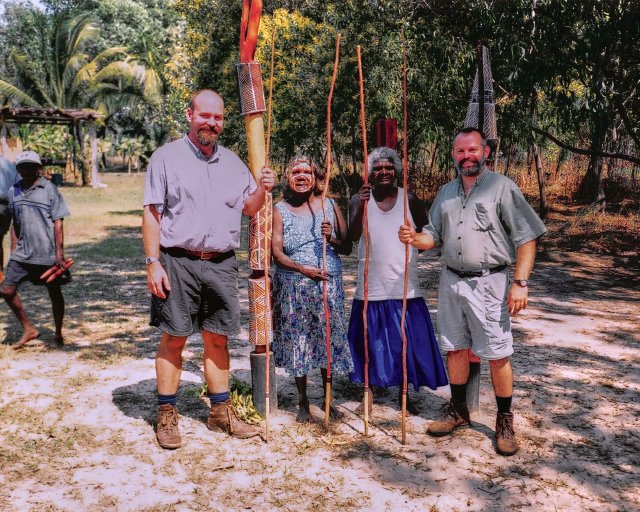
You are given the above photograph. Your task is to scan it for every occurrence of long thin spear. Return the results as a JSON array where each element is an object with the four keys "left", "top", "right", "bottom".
[
  {"left": 356, "top": 45, "right": 370, "bottom": 437},
  {"left": 323, "top": 33, "right": 341, "bottom": 430},
  {"left": 400, "top": 29, "right": 409, "bottom": 445},
  {"left": 263, "top": 27, "right": 276, "bottom": 443}
]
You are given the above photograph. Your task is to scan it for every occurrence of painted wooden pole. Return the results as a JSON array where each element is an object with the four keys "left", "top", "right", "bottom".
[
  {"left": 323, "top": 34, "right": 341, "bottom": 430},
  {"left": 356, "top": 45, "right": 371, "bottom": 437},
  {"left": 238, "top": 0, "right": 277, "bottom": 425},
  {"left": 400, "top": 29, "right": 409, "bottom": 445}
]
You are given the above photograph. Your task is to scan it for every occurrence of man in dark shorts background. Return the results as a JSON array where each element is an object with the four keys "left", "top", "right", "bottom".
[
  {"left": 0, "top": 155, "right": 18, "bottom": 280},
  {"left": 0, "top": 150, "right": 70, "bottom": 349},
  {"left": 143, "top": 89, "right": 275, "bottom": 449}
]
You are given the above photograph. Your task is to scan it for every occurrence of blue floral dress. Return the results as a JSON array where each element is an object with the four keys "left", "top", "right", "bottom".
[{"left": 272, "top": 199, "right": 354, "bottom": 378}]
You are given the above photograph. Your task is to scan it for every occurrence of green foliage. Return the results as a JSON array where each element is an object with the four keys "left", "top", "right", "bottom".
[
  {"left": 192, "top": 377, "right": 263, "bottom": 425},
  {"left": 1, "top": 0, "right": 639, "bottom": 202}
]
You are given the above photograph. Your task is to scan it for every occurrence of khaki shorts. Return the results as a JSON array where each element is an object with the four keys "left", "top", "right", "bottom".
[
  {"left": 150, "top": 249, "right": 240, "bottom": 337},
  {"left": 436, "top": 267, "right": 513, "bottom": 360}
]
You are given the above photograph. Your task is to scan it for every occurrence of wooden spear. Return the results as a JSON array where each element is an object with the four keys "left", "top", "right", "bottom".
[
  {"left": 323, "top": 33, "right": 341, "bottom": 430},
  {"left": 356, "top": 45, "right": 371, "bottom": 437},
  {"left": 400, "top": 29, "right": 409, "bottom": 445}
]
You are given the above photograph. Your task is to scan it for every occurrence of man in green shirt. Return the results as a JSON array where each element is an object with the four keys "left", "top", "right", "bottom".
[{"left": 399, "top": 128, "right": 547, "bottom": 455}]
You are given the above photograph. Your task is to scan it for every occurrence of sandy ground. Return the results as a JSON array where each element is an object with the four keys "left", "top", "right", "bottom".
[{"left": 0, "top": 194, "right": 638, "bottom": 511}]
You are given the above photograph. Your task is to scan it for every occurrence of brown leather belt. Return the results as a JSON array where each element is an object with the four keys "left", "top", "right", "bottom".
[{"left": 162, "top": 247, "right": 234, "bottom": 260}]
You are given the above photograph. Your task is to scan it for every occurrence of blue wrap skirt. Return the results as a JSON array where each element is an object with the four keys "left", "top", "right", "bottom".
[{"left": 347, "top": 298, "right": 448, "bottom": 390}]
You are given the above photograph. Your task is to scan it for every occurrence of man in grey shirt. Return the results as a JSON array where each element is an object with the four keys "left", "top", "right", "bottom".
[
  {"left": 399, "top": 128, "right": 547, "bottom": 455},
  {"left": 1, "top": 150, "right": 70, "bottom": 349},
  {"left": 143, "top": 89, "right": 274, "bottom": 449}
]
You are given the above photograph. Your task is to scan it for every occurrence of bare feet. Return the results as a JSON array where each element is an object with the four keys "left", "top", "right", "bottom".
[
  {"left": 12, "top": 328, "right": 40, "bottom": 350},
  {"left": 49, "top": 334, "right": 64, "bottom": 349},
  {"left": 296, "top": 398, "right": 312, "bottom": 423},
  {"left": 321, "top": 401, "right": 344, "bottom": 420}
]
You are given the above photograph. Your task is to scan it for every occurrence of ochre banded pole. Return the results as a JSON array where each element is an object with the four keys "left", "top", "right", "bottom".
[
  {"left": 238, "top": 1, "right": 274, "bottom": 435},
  {"left": 323, "top": 33, "right": 341, "bottom": 430},
  {"left": 400, "top": 29, "right": 409, "bottom": 445},
  {"left": 356, "top": 45, "right": 371, "bottom": 437},
  {"left": 263, "top": 27, "right": 276, "bottom": 443}
]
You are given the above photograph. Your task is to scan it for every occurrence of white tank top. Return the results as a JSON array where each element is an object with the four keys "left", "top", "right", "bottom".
[{"left": 354, "top": 188, "right": 422, "bottom": 300}]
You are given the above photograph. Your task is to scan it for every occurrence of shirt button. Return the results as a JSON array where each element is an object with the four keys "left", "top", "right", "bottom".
[
  {"left": 463, "top": 206, "right": 466, "bottom": 209},
  {"left": 458, "top": 252, "right": 461, "bottom": 255},
  {"left": 459, "top": 221, "right": 463, "bottom": 224},
  {"left": 458, "top": 236, "right": 461, "bottom": 240}
]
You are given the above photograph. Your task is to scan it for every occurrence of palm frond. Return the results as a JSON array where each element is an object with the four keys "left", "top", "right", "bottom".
[
  {"left": 93, "top": 61, "right": 140, "bottom": 83},
  {"left": 0, "top": 80, "right": 41, "bottom": 107},
  {"left": 11, "top": 52, "right": 55, "bottom": 107},
  {"left": 143, "top": 68, "right": 163, "bottom": 104}
]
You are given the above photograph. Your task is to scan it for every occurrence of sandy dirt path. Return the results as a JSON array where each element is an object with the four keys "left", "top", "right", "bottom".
[{"left": 0, "top": 177, "right": 638, "bottom": 512}]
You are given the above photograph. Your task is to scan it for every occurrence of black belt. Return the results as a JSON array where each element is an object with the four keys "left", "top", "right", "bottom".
[
  {"left": 162, "top": 246, "right": 234, "bottom": 261},
  {"left": 446, "top": 264, "right": 507, "bottom": 278}
]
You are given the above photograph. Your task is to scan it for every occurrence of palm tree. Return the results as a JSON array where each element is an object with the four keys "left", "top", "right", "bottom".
[{"left": 0, "top": 13, "right": 161, "bottom": 184}]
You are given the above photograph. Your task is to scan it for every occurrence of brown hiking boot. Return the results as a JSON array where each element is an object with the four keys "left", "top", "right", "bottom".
[
  {"left": 207, "top": 400, "right": 260, "bottom": 439},
  {"left": 156, "top": 404, "right": 181, "bottom": 449},
  {"left": 495, "top": 412, "right": 519, "bottom": 455},
  {"left": 426, "top": 400, "right": 471, "bottom": 437}
]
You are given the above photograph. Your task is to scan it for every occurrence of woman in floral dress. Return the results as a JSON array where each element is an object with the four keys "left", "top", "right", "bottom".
[{"left": 271, "top": 155, "right": 353, "bottom": 422}]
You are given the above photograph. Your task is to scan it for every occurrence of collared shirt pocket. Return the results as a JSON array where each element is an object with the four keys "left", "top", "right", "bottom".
[{"left": 474, "top": 201, "right": 499, "bottom": 232}]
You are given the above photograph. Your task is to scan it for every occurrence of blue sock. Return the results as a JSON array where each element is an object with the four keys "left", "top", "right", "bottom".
[
  {"left": 209, "top": 391, "right": 230, "bottom": 404},
  {"left": 158, "top": 393, "right": 177, "bottom": 407}
]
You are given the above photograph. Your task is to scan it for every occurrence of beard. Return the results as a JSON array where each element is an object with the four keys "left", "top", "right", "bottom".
[
  {"left": 455, "top": 156, "right": 486, "bottom": 176},
  {"left": 196, "top": 127, "right": 219, "bottom": 146}
]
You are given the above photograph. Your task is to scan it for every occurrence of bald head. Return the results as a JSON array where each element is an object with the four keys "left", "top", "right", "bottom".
[
  {"left": 188, "top": 89, "right": 223, "bottom": 111},
  {"left": 186, "top": 89, "right": 224, "bottom": 148}
]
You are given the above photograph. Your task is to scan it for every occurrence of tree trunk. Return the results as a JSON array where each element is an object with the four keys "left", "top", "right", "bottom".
[
  {"left": 554, "top": 148, "right": 565, "bottom": 176},
  {"left": 531, "top": 89, "right": 548, "bottom": 218},
  {"left": 577, "top": 122, "right": 607, "bottom": 209},
  {"left": 533, "top": 143, "right": 548, "bottom": 218},
  {"left": 504, "top": 142, "right": 513, "bottom": 176}
]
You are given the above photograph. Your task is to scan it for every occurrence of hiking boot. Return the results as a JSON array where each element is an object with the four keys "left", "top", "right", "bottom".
[
  {"left": 426, "top": 400, "right": 471, "bottom": 437},
  {"left": 156, "top": 404, "right": 181, "bottom": 449},
  {"left": 207, "top": 400, "right": 260, "bottom": 439},
  {"left": 495, "top": 412, "right": 519, "bottom": 456}
]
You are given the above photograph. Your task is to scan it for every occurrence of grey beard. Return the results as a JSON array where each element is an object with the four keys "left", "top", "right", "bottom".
[
  {"left": 455, "top": 159, "right": 485, "bottom": 176},
  {"left": 197, "top": 129, "right": 218, "bottom": 146}
]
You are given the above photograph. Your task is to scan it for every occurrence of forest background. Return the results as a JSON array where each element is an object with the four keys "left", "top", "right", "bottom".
[{"left": 0, "top": 0, "right": 638, "bottom": 254}]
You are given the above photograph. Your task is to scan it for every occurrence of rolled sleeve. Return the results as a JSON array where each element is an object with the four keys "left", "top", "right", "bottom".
[
  {"left": 425, "top": 192, "right": 444, "bottom": 247},
  {"left": 50, "top": 186, "right": 70, "bottom": 220},
  {"left": 500, "top": 181, "right": 547, "bottom": 247},
  {"left": 242, "top": 171, "right": 258, "bottom": 201},
  {"left": 143, "top": 151, "right": 167, "bottom": 210}
]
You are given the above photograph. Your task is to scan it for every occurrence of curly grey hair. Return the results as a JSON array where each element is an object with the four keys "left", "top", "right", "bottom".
[{"left": 368, "top": 146, "right": 401, "bottom": 178}]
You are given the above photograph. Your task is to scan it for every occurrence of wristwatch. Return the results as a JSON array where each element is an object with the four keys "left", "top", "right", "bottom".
[
  {"left": 514, "top": 279, "right": 528, "bottom": 287},
  {"left": 145, "top": 256, "right": 159, "bottom": 265}
]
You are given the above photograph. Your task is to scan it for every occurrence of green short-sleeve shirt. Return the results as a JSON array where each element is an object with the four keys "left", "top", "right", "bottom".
[{"left": 425, "top": 169, "right": 547, "bottom": 272}]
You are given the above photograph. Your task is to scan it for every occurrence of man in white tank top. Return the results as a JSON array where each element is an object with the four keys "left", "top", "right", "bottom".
[{"left": 347, "top": 147, "right": 448, "bottom": 415}]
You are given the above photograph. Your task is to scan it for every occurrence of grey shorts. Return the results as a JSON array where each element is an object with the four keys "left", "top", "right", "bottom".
[
  {"left": 3, "top": 258, "right": 71, "bottom": 287},
  {"left": 150, "top": 249, "right": 240, "bottom": 337},
  {"left": 437, "top": 267, "right": 513, "bottom": 360}
]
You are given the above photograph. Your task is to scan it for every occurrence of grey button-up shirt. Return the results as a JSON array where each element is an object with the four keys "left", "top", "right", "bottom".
[
  {"left": 143, "top": 136, "right": 256, "bottom": 252},
  {"left": 9, "top": 176, "right": 70, "bottom": 265},
  {"left": 424, "top": 169, "right": 547, "bottom": 272}
]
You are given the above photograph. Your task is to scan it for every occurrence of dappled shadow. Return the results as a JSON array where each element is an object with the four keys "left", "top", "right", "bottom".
[
  {"left": 109, "top": 209, "right": 143, "bottom": 217},
  {"left": 112, "top": 378, "right": 209, "bottom": 427}
]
